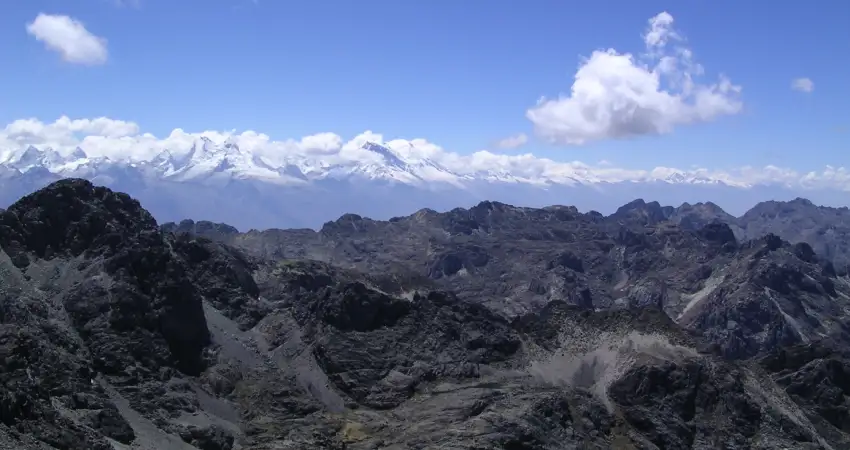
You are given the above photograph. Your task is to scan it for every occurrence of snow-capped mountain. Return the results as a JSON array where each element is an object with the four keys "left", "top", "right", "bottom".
[
  {"left": 2, "top": 146, "right": 87, "bottom": 172},
  {"left": 0, "top": 138, "right": 742, "bottom": 188},
  {"left": 345, "top": 141, "right": 470, "bottom": 186},
  {"left": 1, "top": 139, "right": 847, "bottom": 231}
]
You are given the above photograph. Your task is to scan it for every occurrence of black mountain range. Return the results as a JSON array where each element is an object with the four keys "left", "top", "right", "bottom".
[{"left": 1, "top": 178, "right": 850, "bottom": 449}]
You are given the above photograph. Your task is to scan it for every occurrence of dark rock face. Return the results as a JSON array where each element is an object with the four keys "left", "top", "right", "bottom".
[
  {"left": 0, "top": 178, "right": 157, "bottom": 266},
  {"left": 696, "top": 221, "right": 738, "bottom": 247},
  {"left": 608, "top": 360, "right": 820, "bottom": 449},
  {"left": 171, "top": 234, "right": 267, "bottom": 329},
  {"left": 308, "top": 289, "right": 521, "bottom": 410},
  {"left": 178, "top": 424, "right": 234, "bottom": 450},
  {"left": 547, "top": 250, "right": 584, "bottom": 273},
  {"left": 427, "top": 245, "right": 490, "bottom": 279},
  {"left": 610, "top": 198, "right": 671, "bottom": 226},
  {"left": 0, "top": 322, "right": 123, "bottom": 450},
  {"left": 3, "top": 179, "right": 850, "bottom": 449},
  {"left": 0, "top": 179, "right": 214, "bottom": 448},
  {"left": 759, "top": 343, "right": 850, "bottom": 442},
  {"left": 308, "top": 281, "right": 413, "bottom": 332}
]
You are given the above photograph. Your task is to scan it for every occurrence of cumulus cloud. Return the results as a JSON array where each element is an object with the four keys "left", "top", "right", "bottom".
[
  {"left": 2, "top": 117, "right": 138, "bottom": 150},
  {"left": 494, "top": 133, "right": 529, "bottom": 149},
  {"left": 26, "top": 14, "right": 108, "bottom": 65},
  {"left": 0, "top": 116, "right": 846, "bottom": 191},
  {"left": 527, "top": 12, "right": 742, "bottom": 145},
  {"left": 791, "top": 77, "right": 814, "bottom": 93}
]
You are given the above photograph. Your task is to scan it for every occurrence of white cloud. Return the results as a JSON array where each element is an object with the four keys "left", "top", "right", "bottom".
[
  {"left": 527, "top": 11, "right": 742, "bottom": 145},
  {"left": 494, "top": 133, "right": 528, "bottom": 149},
  {"left": 0, "top": 116, "right": 846, "bottom": 191},
  {"left": 791, "top": 77, "right": 814, "bottom": 93},
  {"left": 3, "top": 117, "right": 138, "bottom": 149},
  {"left": 26, "top": 14, "right": 108, "bottom": 65}
]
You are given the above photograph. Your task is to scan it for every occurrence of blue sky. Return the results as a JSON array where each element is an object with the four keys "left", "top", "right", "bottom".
[{"left": 0, "top": 0, "right": 847, "bottom": 171}]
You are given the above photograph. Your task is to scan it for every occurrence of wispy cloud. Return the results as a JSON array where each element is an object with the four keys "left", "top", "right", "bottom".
[
  {"left": 791, "top": 77, "right": 814, "bottom": 93},
  {"left": 494, "top": 133, "right": 528, "bottom": 149}
]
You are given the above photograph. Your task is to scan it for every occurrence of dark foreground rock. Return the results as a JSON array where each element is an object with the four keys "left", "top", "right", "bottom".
[{"left": 0, "top": 179, "right": 849, "bottom": 448}]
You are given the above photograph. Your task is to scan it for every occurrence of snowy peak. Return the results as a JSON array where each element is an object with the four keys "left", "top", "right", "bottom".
[
  {"left": 70, "top": 147, "right": 87, "bottom": 160},
  {"left": 16, "top": 146, "right": 46, "bottom": 167},
  {"left": 171, "top": 138, "right": 241, "bottom": 176},
  {"left": 9, "top": 146, "right": 88, "bottom": 172},
  {"left": 147, "top": 150, "right": 176, "bottom": 174},
  {"left": 362, "top": 141, "right": 407, "bottom": 168},
  {"left": 152, "top": 149, "right": 174, "bottom": 165},
  {"left": 356, "top": 141, "right": 467, "bottom": 186},
  {"left": 350, "top": 141, "right": 422, "bottom": 183},
  {"left": 160, "top": 138, "right": 284, "bottom": 183},
  {"left": 184, "top": 137, "right": 224, "bottom": 163}
]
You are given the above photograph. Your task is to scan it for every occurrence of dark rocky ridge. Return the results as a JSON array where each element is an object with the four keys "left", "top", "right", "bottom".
[
  {"left": 163, "top": 195, "right": 850, "bottom": 274},
  {"left": 165, "top": 199, "right": 850, "bottom": 360},
  {"left": 0, "top": 179, "right": 849, "bottom": 448}
]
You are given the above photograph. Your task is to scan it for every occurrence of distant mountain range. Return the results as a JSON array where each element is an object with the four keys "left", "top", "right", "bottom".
[
  {"left": 1, "top": 139, "right": 848, "bottom": 231},
  {"left": 163, "top": 195, "right": 850, "bottom": 283}
]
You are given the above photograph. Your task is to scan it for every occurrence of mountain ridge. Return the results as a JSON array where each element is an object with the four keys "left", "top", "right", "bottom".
[{"left": 162, "top": 194, "right": 850, "bottom": 273}]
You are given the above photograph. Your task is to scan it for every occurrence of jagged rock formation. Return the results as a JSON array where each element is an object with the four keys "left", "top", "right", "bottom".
[{"left": 2, "top": 179, "right": 850, "bottom": 449}]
